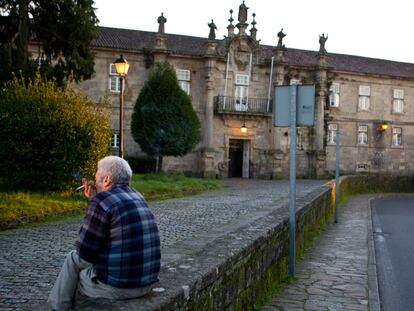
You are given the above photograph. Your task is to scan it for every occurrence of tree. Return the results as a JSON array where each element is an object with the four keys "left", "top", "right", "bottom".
[
  {"left": 131, "top": 62, "right": 201, "bottom": 172},
  {"left": 0, "top": 74, "right": 111, "bottom": 191},
  {"left": 0, "top": 0, "right": 98, "bottom": 85}
]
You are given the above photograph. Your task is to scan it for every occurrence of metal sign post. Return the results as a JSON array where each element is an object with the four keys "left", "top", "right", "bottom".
[
  {"left": 335, "top": 131, "right": 341, "bottom": 223},
  {"left": 288, "top": 85, "right": 297, "bottom": 277},
  {"left": 274, "top": 84, "right": 315, "bottom": 278}
]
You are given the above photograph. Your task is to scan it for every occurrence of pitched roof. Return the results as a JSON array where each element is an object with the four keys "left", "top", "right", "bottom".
[
  {"left": 93, "top": 26, "right": 210, "bottom": 56},
  {"left": 94, "top": 27, "right": 414, "bottom": 79}
]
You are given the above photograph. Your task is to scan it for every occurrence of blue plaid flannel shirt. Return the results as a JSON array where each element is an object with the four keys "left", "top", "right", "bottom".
[{"left": 76, "top": 184, "right": 161, "bottom": 288}]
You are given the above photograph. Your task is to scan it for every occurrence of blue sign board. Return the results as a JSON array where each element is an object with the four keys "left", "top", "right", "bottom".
[{"left": 274, "top": 84, "right": 315, "bottom": 127}]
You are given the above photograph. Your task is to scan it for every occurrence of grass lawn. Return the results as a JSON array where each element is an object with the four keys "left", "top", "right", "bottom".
[{"left": 0, "top": 174, "right": 223, "bottom": 230}]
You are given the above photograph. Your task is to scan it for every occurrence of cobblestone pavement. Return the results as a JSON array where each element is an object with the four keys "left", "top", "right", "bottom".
[
  {"left": 0, "top": 179, "right": 324, "bottom": 311},
  {"left": 262, "top": 195, "right": 372, "bottom": 311}
]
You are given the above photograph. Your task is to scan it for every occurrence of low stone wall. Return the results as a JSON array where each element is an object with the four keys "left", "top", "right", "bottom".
[
  {"left": 77, "top": 175, "right": 414, "bottom": 311},
  {"left": 338, "top": 175, "right": 414, "bottom": 203},
  {"left": 77, "top": 185, "right": 335, "bottom": 310}
]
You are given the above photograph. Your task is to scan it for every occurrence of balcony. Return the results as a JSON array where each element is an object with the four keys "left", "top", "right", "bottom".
[{"left": 214, "top": 96, "right": 272, "bottom": 116}]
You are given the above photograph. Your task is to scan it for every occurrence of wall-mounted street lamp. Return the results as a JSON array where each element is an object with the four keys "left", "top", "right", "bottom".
[
  {"left": 379, "top": 122, "right": 388, "bottom": 132},
  {"left": 241, "top": 122, "right": 247, "bottom": 133},
  {"left": 113, "top": 54, "right": 130, "bottom": 158}
]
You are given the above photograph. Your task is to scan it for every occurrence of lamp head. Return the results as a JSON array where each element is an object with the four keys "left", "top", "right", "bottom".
[
  {"left": 113, "top": 54, "right": 130, "bottom": 76},
  {"left": 379, "top": 122, "right": 388, "bottom": 131}
]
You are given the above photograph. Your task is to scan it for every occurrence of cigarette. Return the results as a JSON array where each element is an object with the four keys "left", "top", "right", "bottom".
[{"left": 75, "top": 185, "right": 85, "bottom": 192}]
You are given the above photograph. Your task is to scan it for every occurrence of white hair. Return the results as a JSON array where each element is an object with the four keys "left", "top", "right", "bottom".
[{"left": 97, "top": 156, "right": 132, "bottom": 185}]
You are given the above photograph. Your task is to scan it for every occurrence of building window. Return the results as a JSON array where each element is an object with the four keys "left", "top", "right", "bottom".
[
  {"left": 393, "top": 89, "right": 404, "bottom": 113},
  {"left": 327, "top": 123, "right": 338, "bottom": 144},
  {"left": 286, "top": 129, "right": 304, "bottom": 149},
  {"left": 290, "top": 78, "right": 301, "bottom": 85},
  {"left": 357, "top": 125, "right": 368, "bottom": 145},
  {"left": 329, "top": 82, "right": 340, "bottom": 107},
  {"left": 111, "top": 132, "right": 120, "bottom": 148},
  {"left": 176, "top": 69, "right": 191, "bottom": 95},
  {"left": 109, "top": 63, "right": 121, "bottom": 93},
  {"left": 392, "top": 127, "right": 402, "bottom": 146},
  {"left": 358, "top": 85, "right": 370, "bottom": 111},
  {"left": 235, "top": 74, "right": 249, "bottom": 111},
  {"left": 236, "top": 74, "right": 249, "bottom": 85}
]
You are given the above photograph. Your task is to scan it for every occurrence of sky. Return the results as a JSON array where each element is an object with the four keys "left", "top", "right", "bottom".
[{"left": 94, "top": 0, "right": 414, "bottom": 63}]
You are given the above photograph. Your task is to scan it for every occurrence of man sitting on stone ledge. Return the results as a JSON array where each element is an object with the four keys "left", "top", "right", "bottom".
[{"left": 48, "top": 156, "right": 161, "bottom": 311}]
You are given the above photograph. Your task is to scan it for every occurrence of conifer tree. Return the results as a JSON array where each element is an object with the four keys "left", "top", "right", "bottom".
[
  {"left": 131, "top": 62, "right": 200, "bottom": 172},
  {"left": 0, "top": 0, "right": 98, "bottom": 85}
]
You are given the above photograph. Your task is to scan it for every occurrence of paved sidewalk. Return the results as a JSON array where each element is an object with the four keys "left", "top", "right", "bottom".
[
  {"left": 0, "top": 179, "right": 324, "bottom": 311},
  {"left": 262, "top": 195, "right": 375, "bottom": 311}
]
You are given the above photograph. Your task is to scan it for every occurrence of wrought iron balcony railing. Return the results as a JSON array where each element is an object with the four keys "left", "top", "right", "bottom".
[{"left": 214, "top": 96, "right": 272, "bottom": 115}]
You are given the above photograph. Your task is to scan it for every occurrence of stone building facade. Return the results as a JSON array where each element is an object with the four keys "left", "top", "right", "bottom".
[{"left": 77, "top": 2, "right": 414, "bottom": 178}]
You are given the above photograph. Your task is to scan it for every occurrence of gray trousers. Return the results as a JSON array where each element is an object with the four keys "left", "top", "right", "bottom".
[{"left": 48, "top": 250, "right": 153, "bottom": 311}]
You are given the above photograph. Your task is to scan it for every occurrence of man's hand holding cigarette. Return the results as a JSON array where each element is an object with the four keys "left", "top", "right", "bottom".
[{"left": 80, "top": 178, "right": 97, "bottom": 201}]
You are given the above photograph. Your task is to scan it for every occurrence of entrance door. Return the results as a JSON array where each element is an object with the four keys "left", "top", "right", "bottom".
[
  {"left": 229, "top": 139, "right": 243, "bottom": 177},
  {"left": 229, "top": 139, "right": 250, "bottom": 178},
  {"left": 242, "top": 140, "right": 250, "bottom": 178}
]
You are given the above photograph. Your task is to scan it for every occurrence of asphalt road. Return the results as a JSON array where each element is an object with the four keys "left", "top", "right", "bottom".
[{"left": 371, "top": 196, "right": 414, "bottom": 311}]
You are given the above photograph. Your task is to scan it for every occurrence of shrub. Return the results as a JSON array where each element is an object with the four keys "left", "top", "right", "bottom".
[
  {"left": 0, "top": 75, "right": 111, "bottom": 191},
  {"left": 124, "top": 156, "right": 156, "bottom": 174}
]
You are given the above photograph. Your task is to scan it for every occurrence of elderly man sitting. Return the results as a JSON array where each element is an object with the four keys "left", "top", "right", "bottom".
[{"left": 48, "top": 156, "right": 161, "bottom": 311}]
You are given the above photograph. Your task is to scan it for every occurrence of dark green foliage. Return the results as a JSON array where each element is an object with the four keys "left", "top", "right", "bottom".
[
  {"left": 124, "top": 156, "right": 156, "bottom": 174},
  {"left": 131, "top": 62, "right": 200, "bottom": 162},
  {"left": 0, "top": 0, "right": 98, "bottom": 85},
  {"left": 338, "top": 175, "right": 414, "bottom": 204},
  {"left": 0, "top": 75, "right": 111, "bottom": 191}
]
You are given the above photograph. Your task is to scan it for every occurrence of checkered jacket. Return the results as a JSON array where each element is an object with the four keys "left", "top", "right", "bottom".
[{"left": 76, "top": 184, "right": 161, "bottom": 288}]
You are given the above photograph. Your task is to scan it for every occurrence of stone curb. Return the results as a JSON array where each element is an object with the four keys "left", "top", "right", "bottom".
[{"left": 367, "top": 196, "right": 380, "bottom": 311}]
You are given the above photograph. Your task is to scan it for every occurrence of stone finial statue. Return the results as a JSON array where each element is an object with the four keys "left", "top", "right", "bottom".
[
  {"left": 277, "top": 28, "right": 286, "bottom": 48},
  {"left": 251, "top": 13, "right": 257, "bottom": 27},
  {"left": 228, "top": 9, "right": 234, "bottom": 25},
  {"left": 250, "top": 13, "right": 257, "bottom": 40},
  {"left": 238, "top": 1, "right": 248, "bottom": 24},
  {"left": 319, "top": 33, "right": 328, "bottom": 54},
  {"left": 208, "top": 19, "right": 217, "bottom": 40},
  {"left": 227, "top": 9, "right": 235, "bottom": 37},
  {"left": 157, "top": 13, "right": 167, "bottom": 34}
]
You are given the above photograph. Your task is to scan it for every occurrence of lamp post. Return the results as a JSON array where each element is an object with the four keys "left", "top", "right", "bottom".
[{"left": 113, "top": 54, "right": 130, "bottom": 158}]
